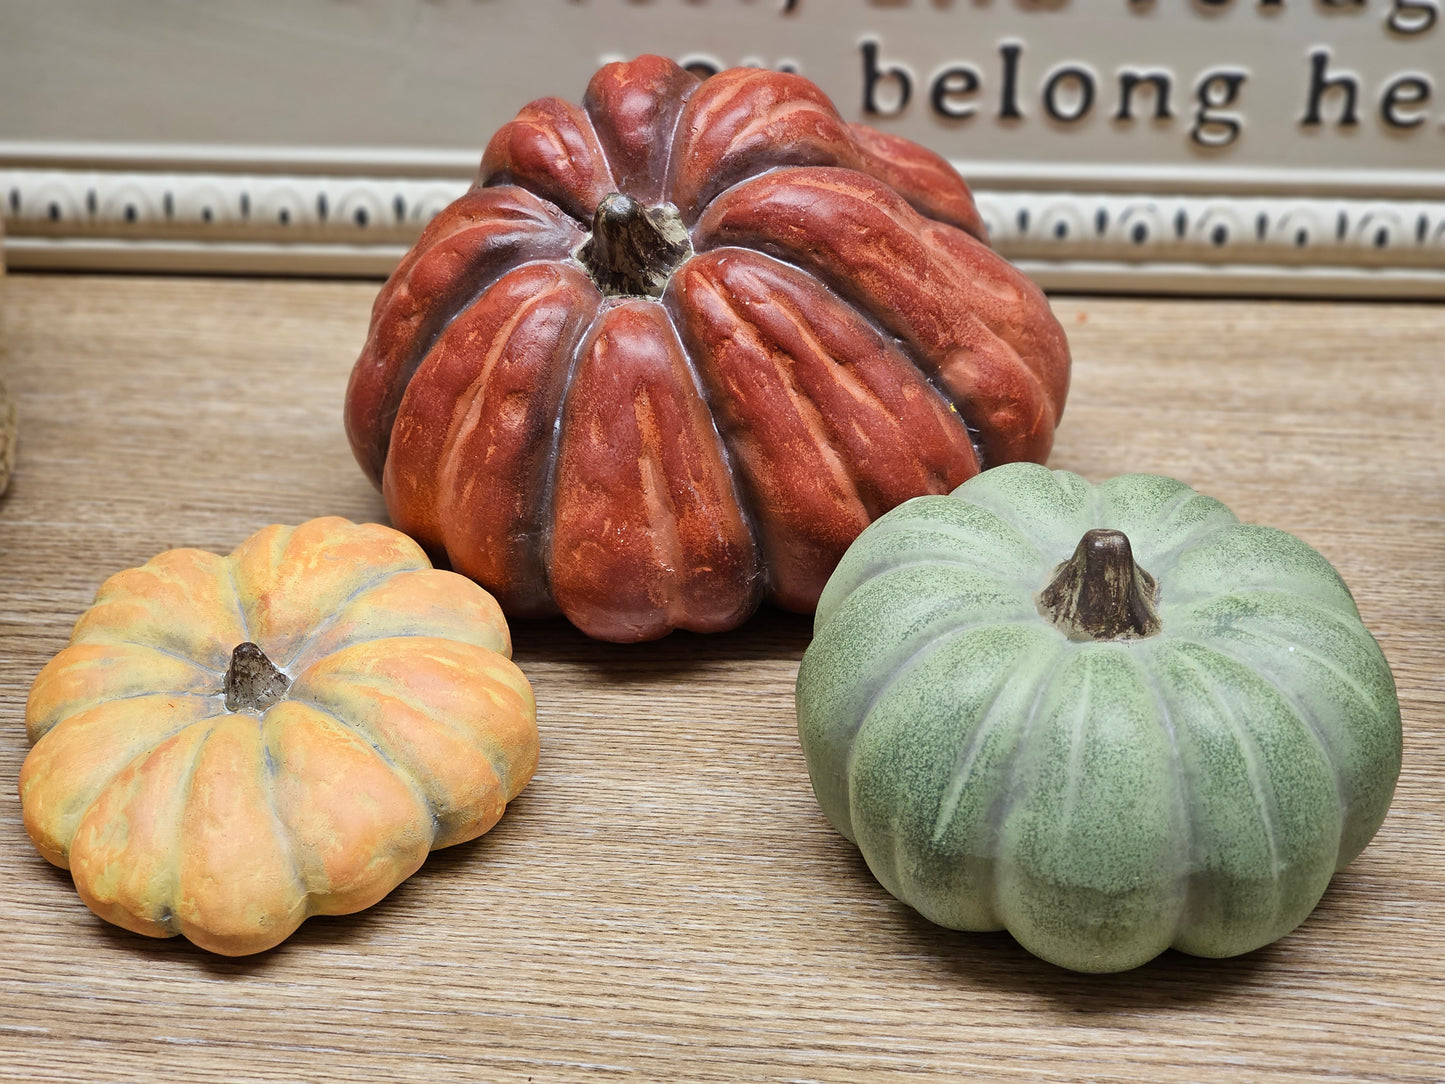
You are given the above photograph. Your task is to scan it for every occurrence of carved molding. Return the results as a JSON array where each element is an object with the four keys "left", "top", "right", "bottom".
[{"left": 3, "top": 163, "right": 1444, "bottom": 296}]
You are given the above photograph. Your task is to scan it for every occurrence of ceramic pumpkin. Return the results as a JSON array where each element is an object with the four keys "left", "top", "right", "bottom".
[
  {"left": 345, "top": 55, "right": 1071, "bottom": 643},
  {"left": 20, "top": 517, "right": 538, "bottom": 956},
  {"left": 796, "top": 464, "right": 1402, "bottom": 973}
]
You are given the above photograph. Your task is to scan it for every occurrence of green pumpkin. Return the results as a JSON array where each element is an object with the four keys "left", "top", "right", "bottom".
[{"left": 796, "top": 463, "right": 1401, "bottom": 973}]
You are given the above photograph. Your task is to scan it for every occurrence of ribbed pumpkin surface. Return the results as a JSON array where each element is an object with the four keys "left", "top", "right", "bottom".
[
  {"left": 797, "top": 464, "right": 1402, "bottom": 972},
  {"left": 345, "top": 55, "right": 1071, "bottom": 642},
  {"left": 21, "top": 517, "right": 538, "bottom": 956}
]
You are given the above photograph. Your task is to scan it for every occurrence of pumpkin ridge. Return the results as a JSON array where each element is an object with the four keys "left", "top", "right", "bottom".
[
  {"left": 645, "top": 297, "right": 764, "bottom": 626},
  {"left": 277, "top": 689, "right": 441, "bottom": 840},
  {"left": 22, "top": 696, "right": 226, "bottom": 869},
  {"left": 663, "top": 246, "right": 841, "bottom": 559},
  {"left": 1129, "top": 643, "right": 1201, "bottom": 942},
  {"left": 855, "top": 499, "right": 1053, "bottom": 570},
  {"left": 547, "top": 299, "right": 762, "bottom": 638},
  {"left": 696, "top": 166, "right": 1064, "bottom": 465},
  {"left": 278, "top": 569, "right": 511, "bottom": 679},
  {"left": 479, "top": 96, "right": 618, "bottom": 222},
  {"left": 254, "top": 722, "right": 312, "bottom": 908},
  {"left": 259, "top": 702, "right": 434, "bottom": 908},
  {"left": 665, "top": 68, "right": 865, "bottom": 224},
  {"left": 799, "top": 567, "right": 1038, "bottom": 843},
  {"left": 533, "top": 298, "right": 616, "bottom": 612},
  {"left": 929, "top": 639, "right": 1056, "bottom": 851},
  {"left": 657, "top": 281, "right": 764, "bottom": 583},
  {"left": 404, "top": 225, "right": 586, "bottom": 372},
  {"left": 75, "top": 549, "right": 247, "bottom": 676},
  {"left": 376, "top": 186, "right": 580, "bottom": 318},
  {"left": 272, "top": 568, "right": 392, "bottom": 673},
  {"left": 62, "top": 686, "right": 223, "bottom": 711},
  {"left": 289, "top": 637, "right": 531, "bottom": 824},
  {"left": 356, "top": 193, "right": 587, "bottom": 480},
  {"left": 1118, "top": 493, "right": 1241, "bottom": 576},
  {"left": 1158, "top": 675, "right": 1331, "bottom": 960},
  {"left": 712, "top": 274, "right": 872, "bottom": 525},
  {"left": 78, "top": 635, "right": 228, "bottom": 681},
  {"left": 1167, "top": 628, "right": 1354, "bottom": 847},
  {"left": 431, "top": 277, "right": 583, "bottom": 587},
  {"left": 671, "top": 260, "right": 862, "bottom": 609},
  {"left": 699, "top": 98, "right": 856, "bottom": 188},
  {"left": 102, "top": 717, "right": 220, "bottom": 936},
  {"left": 171, "top": 715, "right": 308, "bottom": 951},
  {"left": 837, "top": 555, "right": 1036, "bottom": 603},
  {"left": 580, "top": 56, "right": 700, "bottom": 206},
  {"left": 220, "top": 533, "right": 255, "bottom": 649},
  {"left": 748, "top": 264, "right": 977, "bottom": 511},
  {"left": 946, "top": 479, "right": 1089, "bottom": 568},
  {"left": 657, "top": 71, "right": 699, "bottom": 207},
  {"left": 1173, "top": 645, "right": 1287, "bottom": 893},
  {"left": 815, "top": 493, "right": 1058, "bottom": 602},
  {"left": 1158, "top": 636, "right": 1349, "bottom": 954},
  {"left": 847, "top": 122, "right": 987, "bottom": 238},
  {"left": 846, "top": 616, "right": 1056, "bottom": 795},
  {"left": 691, "top": 171, "right": 976, "bottom": 454},
  {"left": 986, "top": 640, "right": 1073, "bottom": 925},
  {"left": 34, "top": 659, "right": 231, "bottom": 749},
  {"left": 386, "top": 262, "right": 597, "bottom": 610},
  {"left": 1058, "top": 664, "right": 1093, "bottom": 834},
  {"left": 673, "top": 247, "right": 989, "bottom": 610},
  {"left": 1173, "top": 597, "right": 1388, "bottom": 716}
]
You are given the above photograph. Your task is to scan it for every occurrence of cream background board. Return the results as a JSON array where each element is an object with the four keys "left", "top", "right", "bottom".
[{"left": 2, "top": 1, "right": 1444, "bottom": 189}]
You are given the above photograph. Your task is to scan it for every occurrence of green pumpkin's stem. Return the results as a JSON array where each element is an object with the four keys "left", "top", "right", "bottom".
[
  {"left": 576, "top": 193, "right": 693, "bottom": 299},
  {"left": 1037, "top": 529, "right": 1162, "bottom": 642},
  {"left": 224, "top": 642, "right": 291, "bottom": 713}
]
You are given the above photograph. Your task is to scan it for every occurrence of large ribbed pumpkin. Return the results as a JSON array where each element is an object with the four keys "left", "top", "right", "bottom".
[
  {"left": 796, "top": 464, "right": 1402, "bottom": 973},
  {"left": 345, "top": 55, "right": 1071, "bottom": 643},
  {"left": 20, "top": 517, "right": 538, "bottom": 956}
]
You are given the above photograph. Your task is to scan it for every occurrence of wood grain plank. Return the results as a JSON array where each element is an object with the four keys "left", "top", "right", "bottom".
[{"left": 0, "top": 275, "right": 1441, "bottom": 1083}]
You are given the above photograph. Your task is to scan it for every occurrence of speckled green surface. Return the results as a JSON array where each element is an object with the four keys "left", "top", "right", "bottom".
[{"left": 796, "top": 463, "right": 1402, "bottom": 973}]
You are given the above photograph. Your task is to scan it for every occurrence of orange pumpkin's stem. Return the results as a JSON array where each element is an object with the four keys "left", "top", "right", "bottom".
[{"left": 224, "top": 642, "right": 291, "bottom": 713}]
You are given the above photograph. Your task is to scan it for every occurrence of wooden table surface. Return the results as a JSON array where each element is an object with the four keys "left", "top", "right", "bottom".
[{"left": 0, "top": 273, "right": 1441, "bottom": 1083}]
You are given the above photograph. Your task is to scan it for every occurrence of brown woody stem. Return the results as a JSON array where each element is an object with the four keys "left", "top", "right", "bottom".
[
  {"left": 576, "top": 193, "right": 692, "bottom": 298},
  {"left": 224, "top": 642, "right": 291, "bottom": 713},
  {"left": 1037, "top": 529, "right": 1162, "bottom": 642}
]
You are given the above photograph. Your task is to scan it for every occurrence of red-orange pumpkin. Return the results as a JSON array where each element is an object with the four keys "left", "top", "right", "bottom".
[{"left": 345, "top": 55, "right": 1071, "bottom": 642}]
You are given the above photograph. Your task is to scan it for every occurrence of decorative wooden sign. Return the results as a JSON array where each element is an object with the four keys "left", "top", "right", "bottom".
[{"left": 1, "top": 0, "right": 1441, "bottom": 294}]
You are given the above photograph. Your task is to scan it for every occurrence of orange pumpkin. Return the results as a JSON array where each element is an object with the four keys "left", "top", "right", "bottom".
[
  {"left": 345, "top": 55, "right": 1071, "bottom": 643},
  {"left": 20, "top": 517, "right": 538, "bottom": 956}
]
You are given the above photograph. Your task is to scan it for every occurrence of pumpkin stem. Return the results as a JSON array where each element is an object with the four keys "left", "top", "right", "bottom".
[
  {"left": 576, "top": 193, "right": 693, "bottom": 299},
  {"left": 224, "top": 642, "right": 291, "bottom": 713},
  {"left": 1037, "top": 529, "right": 1161, "bottom": 642}
]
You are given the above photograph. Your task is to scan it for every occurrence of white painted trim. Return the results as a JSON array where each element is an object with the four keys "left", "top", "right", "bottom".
[
  {"left": 1013, "top": 261, "right": 1445, "bottom": 300},
  {"left": 2, "top": 237, "right": 407, "bottom": 278},
  {"left": 3, "top": 163, "right": 1443, "bottom": 296}
]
